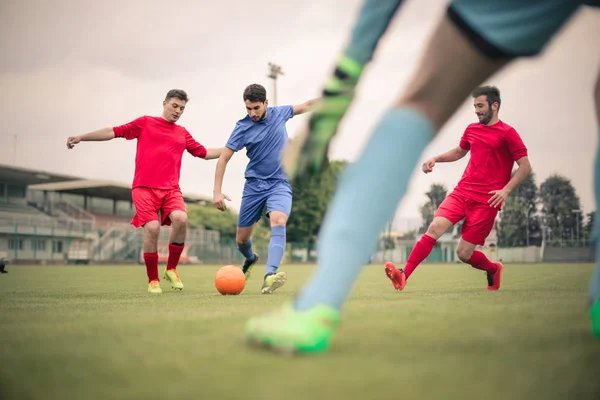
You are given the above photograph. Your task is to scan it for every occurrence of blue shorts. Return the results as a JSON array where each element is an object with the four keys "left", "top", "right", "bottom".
[
  {"left": 238, "top": 179, "right": 293, "bottom": 227},
  {"left": 449, "top": 0, "right": 593, "bottom": 58}
]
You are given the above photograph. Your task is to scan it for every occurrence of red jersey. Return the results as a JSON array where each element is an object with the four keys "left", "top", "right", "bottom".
[
  {"left": 453, "top": 120, "right": 528, "bottom": 204},
  {"left": 113, "top": 116, "right": 207, "bottom": 190}
]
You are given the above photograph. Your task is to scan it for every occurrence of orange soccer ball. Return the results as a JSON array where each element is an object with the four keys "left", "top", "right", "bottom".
[{"left": 214, "top": 265, "right": 246, "bottom": 295}]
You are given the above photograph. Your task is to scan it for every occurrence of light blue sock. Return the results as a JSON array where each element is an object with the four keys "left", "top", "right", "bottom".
[
  {"left": 237, "top": 240, "right": 255, "bottom": 261},
  {"left": 590, "top": 132, "right": 600, "bottom": 305},
  {"left": 294, "top": 107, "right": 435, "bottom": 311},
  {"left": 266, "top": 226, "right": 286, "bottom": 275}
]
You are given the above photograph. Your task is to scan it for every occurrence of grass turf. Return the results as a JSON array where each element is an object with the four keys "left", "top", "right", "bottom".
[{"left": 0, "top": 263, "right": 599, "bottom": 400}]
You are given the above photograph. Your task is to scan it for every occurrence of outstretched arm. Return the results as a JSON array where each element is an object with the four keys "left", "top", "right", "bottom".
[
  {"left": 204, "top": 148, "right": 224, "bottom": 160},
  {"left": 422, "top": 146, "right": 469, "bottom": 173},
  {"left": 213, "top": 147, "right": 235, "bottom": 211},
  {"left": 66, "top": 128, "right": 115, "bottom": 149},
  {"left": 293, "top": 98, "right": 321, "bottom": 115}
]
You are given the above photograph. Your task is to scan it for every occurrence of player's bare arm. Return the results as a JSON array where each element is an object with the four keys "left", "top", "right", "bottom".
[
  {"left": 488, "top": 156, "right": 532, "bottom": 209},
  {"left": 213, "top": 147, "right": 234, "bottom": 211},
  {"left": 66, "top": 127, "right": 115, "bottom": 149},
  {"left": 293, "top": 98, "right": 321, "bottom": 115},
  {"left": 422, "top": 146, "right": 469, "bottom": 173},
  {"left": 204, "top": 148, "right": 224, "bottom": 160}
]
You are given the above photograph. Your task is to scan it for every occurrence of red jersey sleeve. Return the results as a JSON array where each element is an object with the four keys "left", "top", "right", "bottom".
[
  {"left": 459, "top": 129, "right": 470, "bottom": 150},
  {"left": 505, "top": 127, "right": 528, "bottom": 161},
  {"left": 113, "top": 116, "right": 147, "bottom": 140},
  {"left": 185, "top": 130, "right": 207, "bottom": 158}
]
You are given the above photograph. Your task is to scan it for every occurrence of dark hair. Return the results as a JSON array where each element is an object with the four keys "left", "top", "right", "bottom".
[
  {"left": 165, "top": 89, "right": 189, "bottom": 102},
  {"left": 472, "top": 86, "right": 500, "bottom": 110},
  {"left": 243, "top": 84, "right": 267, "bottom": 103}
]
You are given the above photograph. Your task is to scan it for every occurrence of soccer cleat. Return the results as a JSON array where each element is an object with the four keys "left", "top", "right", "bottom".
[
  {"left": 245, "top": 303, "right": 341, "bottom": 355},
  {"left": 261, "top": 271, "right": 287, "bottom": 294},
  {"left": 163, "top": 269, "right": 184, "bottom": 290},
  {"left": 384, "top": 262, "right": 407, "bottom": 291},
  {"left": 242, "top": 253, "right": 259, "bottom": 280},
  {"left": 148, "top": 280, "right": 162, "bottom": 294},
  {"left": 591, "top": 297, "right": 600, "bottom": 339},
  {"left": 486, "top": 262, "right": 504, "bottom": 291},
  {"left": 282, "top": 55, "right": 363, "bottom": 184}
]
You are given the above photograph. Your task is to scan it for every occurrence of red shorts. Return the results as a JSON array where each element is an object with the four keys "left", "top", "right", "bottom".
[
  {"left": 434, "top": 192, "right": 498, "bottom": 246},
  {"left": 131, "top": 187, "right": 186, "bottom": 228}
]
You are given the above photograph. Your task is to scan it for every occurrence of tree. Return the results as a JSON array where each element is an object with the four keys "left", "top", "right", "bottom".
[
  {"left": 539, "top": 174, "right": 583, "bottom": 243},
  {"left": 584, "top": 211, "right": 595, "bottom": 241},
  {"left": 420, "top": 183, "right": 447, "bottom": 232},
  {"left": 286, "top": 160, "right": 348, "bottom": 243},
  {"left": 497, "top": 172, "right": 541, "bottom": 247}
]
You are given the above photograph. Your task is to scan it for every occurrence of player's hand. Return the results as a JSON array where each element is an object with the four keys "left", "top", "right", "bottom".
[
  {"left": 283, "top": 56, "right": 363, "bottom": 184},
  {"left": 213, "top": 192, "right": 231, "bottom": 211},
  {"left": 488, "top": 188, "right": 510, "bottom": 209},
  {"left": 66, "top": 136, "right": 81, "bottom": 149},
  {"left": 422, "top": 158, "right": 436, "bottom": 173}
]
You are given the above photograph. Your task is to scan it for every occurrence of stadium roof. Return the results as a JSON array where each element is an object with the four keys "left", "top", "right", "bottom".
[
  {"left": 0, "top": 163, "right": 81, "bottom": 186},
  {"left": 28, "top": 179, "right": 210, "bottom": 204}
]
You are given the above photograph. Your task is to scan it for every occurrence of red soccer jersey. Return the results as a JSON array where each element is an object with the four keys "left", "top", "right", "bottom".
[
  {"left": 453, "top": 120, "right": 528, "bottom": 204},
  {"left": 113, "top": 116, "right": 207, "bottom": 190}
]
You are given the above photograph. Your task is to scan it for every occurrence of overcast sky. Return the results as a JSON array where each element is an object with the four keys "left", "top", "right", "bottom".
[{"left": 1, "top": 0, "right": 599, "bottom": 230}]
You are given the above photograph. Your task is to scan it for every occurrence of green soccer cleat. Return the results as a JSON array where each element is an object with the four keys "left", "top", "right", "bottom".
[
  {"left": 261, "top": 271, "right": 287, "bottom": 294},
  {"left": 148, "top": 280, "right": 162, "bottom": 294},
  {"left": 591, "top": 297, "right": 600, "bottom": 339},
  {"left": 242, "top": 253, "right": 259, "bottom": 280},
  {"left": 163, "top": 269, "right": 184, "bottom": 290},
  {"left": 245, "top": 303, "right": 341, "bottom": 355}
]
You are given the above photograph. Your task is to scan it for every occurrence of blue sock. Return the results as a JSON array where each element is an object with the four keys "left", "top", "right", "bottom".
[
  {"left": 237, "top": 240, "right": 255, "bottom": 261},
  {"left": 294, "top": 107, "right": 435, "bottom": 311},
  {"left": 266, "top": 226, "right": 286, "bottom": 275},
  {"left": 591, "top": 132, "right": 600, "bottom": 305}
]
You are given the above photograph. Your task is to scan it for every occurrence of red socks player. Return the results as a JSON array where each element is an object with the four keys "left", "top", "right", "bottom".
[
  {"left": 385, "top": 86, "right": 531, "bottom": 291},
  {"left": 66, "top": 89, "right": 223, "bottom": 293}
]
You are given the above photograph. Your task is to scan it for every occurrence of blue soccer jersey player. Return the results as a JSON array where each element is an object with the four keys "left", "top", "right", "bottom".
[
  {"left": 213, "top": 83, "right": 318, "bottom": 294},
  {"left": 245, "top": 0, "right": 600, "bottom": 354}
]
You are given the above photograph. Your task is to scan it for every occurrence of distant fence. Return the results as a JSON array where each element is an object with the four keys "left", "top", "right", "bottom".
[{"left": 0, "top": 221, "right": 596, "bottom": 265}]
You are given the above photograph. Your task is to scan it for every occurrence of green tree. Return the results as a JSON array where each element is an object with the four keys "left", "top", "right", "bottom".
[
  {"left": 420, "top": 183, "right": 447, "bottom": 231},
  {"left": 286, "top": 160, "right": 348, "bottom": 243},
  {"left": 497, "top": 172, "right": 541, "bottom": 247},
  {"left": 585, "top": 211, "right": 595, "bottom": 241},
  {"left": 539, "top": 174, "right": 583, "bottom": 243}
]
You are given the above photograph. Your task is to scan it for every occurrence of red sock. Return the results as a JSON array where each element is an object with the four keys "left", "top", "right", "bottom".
[
  {"left": 404, "top": 234, "right": 437, "bottom": 279},
  {"left": 166, "top": 243, "right": 184, "bottom": 270},
  {"left": 467, "top": 250, "right": 497, "bottom": 274},
  {"left": 144, "top": 252, "right": 159, "bottom": 282}
]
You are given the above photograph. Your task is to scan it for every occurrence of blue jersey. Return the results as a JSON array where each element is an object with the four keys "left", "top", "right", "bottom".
[{"left": 226, "top": 105, "right": 294, "bottom": 180}]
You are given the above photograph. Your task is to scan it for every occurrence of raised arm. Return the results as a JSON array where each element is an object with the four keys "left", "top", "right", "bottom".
[
  {"left": 293, "top": 98, "right": 321, "bottom": 116},
  {"left": 66, "top": 128, "right": 115, "bottom": 149},
  {"left": 422, "top": 146, "right": 469, "bottom": 173},
  {"left": 212, "top": 147, "right": 235, "bottom": 211}
]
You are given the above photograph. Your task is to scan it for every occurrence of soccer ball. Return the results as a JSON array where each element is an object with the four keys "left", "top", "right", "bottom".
[{"left": 214, "top": 265, "right": 246, "bottom": 295}]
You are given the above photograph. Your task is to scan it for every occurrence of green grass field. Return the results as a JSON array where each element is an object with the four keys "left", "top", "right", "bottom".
[{"left": 0, "top": 263, "right": 599, "bottom": 400}]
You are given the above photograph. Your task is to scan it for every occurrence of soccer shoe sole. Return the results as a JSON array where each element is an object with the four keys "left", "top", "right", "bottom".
[
  {"left": 261, "top": 272, "right": 287, "bottom": 294},
  {"left": 384, "top": 262, "right": 406, "bottom": 291}
]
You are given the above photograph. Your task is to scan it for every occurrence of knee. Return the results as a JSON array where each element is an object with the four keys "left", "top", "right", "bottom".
[
  {"left": 426, "top": 219, "right": 447, "bottom": 239},
  {"left": 170, "top": 212, "right": 187, "bottom": 229},
  {"left": 269, "top": 213, "right": 288, "bottom": 227},
  {"left": 144, "top": 221, "right": 160, "bottom": 238},
  {"left": 456, "top": 247, "right": 473, "bottom": 263}
]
